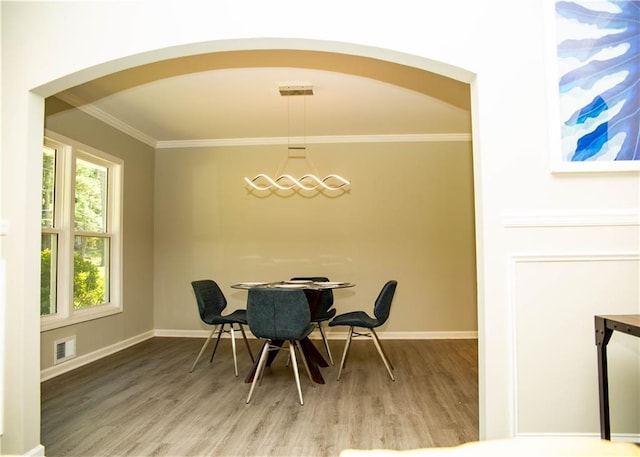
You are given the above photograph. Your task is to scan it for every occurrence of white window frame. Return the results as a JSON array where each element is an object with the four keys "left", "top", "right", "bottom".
[{"left": 41, "top": 131, "right": 123, "bottom": 331}]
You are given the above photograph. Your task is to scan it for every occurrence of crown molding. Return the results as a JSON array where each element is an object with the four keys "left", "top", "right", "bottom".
[
  {"left": 52, "top": 92, "right": 471, "bottom": 150},
  {"left": 53, "top": 92, "right": 158, "bottom": 147},
  {"left": 155, "top": 133, "right": 471, "bottom": 149}
]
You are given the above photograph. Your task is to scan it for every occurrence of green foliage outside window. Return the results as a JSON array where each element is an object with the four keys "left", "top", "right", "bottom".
[
  {"left": 41, "top": 147, "right": 110, "bottom": 315},
  {"left": 41, "top": 248, "right": 54, "bottom": 315},
  {"left": 40, "top": 247, "right": 106, "bottom": 315},
  {"left": 73, "top": 249, "right": 106, "bottom": 308},
  {"left": 42, "top": 147, "right": 55, "bottom": 228},
  {"left": 75, "top": 159, "right": 107, "bottom": 232}
]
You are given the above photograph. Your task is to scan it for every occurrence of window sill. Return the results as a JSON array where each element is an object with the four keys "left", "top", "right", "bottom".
[{"left": 41, "top": 303, "right": 122, "bottom": 332}]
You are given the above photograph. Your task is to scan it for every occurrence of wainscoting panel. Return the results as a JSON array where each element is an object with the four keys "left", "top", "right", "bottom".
[{"left": 509, "top": 253, "right": 639, "bottom": 438}]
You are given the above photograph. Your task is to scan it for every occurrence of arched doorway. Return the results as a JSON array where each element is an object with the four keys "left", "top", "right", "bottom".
[{"left": 34, "top": 39, "right": 481, "bottom": 453}]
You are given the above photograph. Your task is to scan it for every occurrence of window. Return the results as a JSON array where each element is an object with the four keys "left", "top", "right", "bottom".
[{"left": 41, "top": 132, "right": 123, "bottom": 331}]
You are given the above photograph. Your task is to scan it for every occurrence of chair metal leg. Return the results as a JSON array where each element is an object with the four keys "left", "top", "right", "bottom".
[
  {"left": 317, "top": 323, "right": 334, "bottom": 365},
  {"left": 246, "top": 341, "right": 270, "bottom": 404},
  {"left": 289, "top": 341, "right": 304, "bottom": 405},
  {"left": 257, "top": 343, "right": 271, "bottom": 386},
  {"left": 230, "top": 326, "right": 238, "bottom": 377},
  {"left": 371, "top": 328, "right": 395, "bottom": 381},
  {"left": 239, "top": 325, "right": 255, "bottom": 362},
  {"left": 209, "top": 323, "right": 225, "bottom": 363},
  {"left": 370, "top": 328, "right": 394, "bottom": 371},
  {"left": 294, "top": 341, "right": 314, "bottom": 383},
  {"left": 337, "top": 326, "right": 354, "bottom": 381},
  {"left": 190, "top": 325, "right": 218, "bottom": 372}
]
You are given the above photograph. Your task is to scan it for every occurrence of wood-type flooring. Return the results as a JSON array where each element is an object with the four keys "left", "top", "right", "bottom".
[{"left": 41, "top": 337, "right": 478, "bottom": 457}]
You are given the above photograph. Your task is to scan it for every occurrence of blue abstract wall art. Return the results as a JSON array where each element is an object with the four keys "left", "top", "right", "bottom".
[{"left": 555, "top": 0, "right": 639, "bottom": 164}]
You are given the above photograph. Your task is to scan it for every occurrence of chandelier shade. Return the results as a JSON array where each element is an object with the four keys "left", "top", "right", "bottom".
[{"left": 244, "top": 173, "right": 350, "bottom": 191}]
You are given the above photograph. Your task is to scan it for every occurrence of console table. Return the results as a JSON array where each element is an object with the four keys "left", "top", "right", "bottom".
[{"left": 594, "top": 314, "right": 640, "bottom": 440}]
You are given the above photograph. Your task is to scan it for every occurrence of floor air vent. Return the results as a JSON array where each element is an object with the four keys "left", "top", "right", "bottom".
[{"left": 54, "top": 336, "right": 76, "bottom": 364}]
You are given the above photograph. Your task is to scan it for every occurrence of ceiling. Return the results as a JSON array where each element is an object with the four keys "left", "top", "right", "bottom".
[{"left": 48, "top": 50, "right": 472, "bottom": 148}]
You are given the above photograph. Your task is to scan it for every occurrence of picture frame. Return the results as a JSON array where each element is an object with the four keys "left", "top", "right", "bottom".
[{"left": 547, "top": 0, "right": 639, "bottom": 173}]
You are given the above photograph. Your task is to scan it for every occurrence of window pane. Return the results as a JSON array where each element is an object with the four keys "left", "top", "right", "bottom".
[
  {"left": 41, "top": 233, "right": 58, "bottom": 316},
  {"left": 74, "top": 236, "right": 110, "bottom": 308},
  {"left": 42, "top": 146, "right": 56, "bottom": 228},
  {"left": 75, "top": 158, "right": 107, "bottom": 232}
]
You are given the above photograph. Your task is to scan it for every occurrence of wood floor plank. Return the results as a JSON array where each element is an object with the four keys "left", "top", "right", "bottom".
[{"left": 41, "top": 337, "right": 478, "bottom": 456}]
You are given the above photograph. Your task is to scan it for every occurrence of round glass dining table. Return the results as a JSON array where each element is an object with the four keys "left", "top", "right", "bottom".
[{"left": 230, "top": 280, "right": 355, "bottom": 384}]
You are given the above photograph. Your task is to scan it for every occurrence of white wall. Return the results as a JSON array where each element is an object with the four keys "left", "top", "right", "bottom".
[{"left": 1, "top": 1, "right": 639, "bottom": 455}]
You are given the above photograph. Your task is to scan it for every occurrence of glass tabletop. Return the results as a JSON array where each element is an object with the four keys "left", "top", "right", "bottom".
[{"left": 231, "top": 281, "right": 354, "bottom": 290}]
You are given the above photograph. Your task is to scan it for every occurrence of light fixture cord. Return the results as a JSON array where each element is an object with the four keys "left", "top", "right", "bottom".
[{"left": 287, "top": 93, "right": 291, "bottom": 150}]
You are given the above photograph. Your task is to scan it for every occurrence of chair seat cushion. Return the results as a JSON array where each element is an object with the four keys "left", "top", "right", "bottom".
[
  {"left": 312, "top": 307, "right": 336, "bottom": 322},
  {"left": 329, "top": 311, "right": 380, "bottom": 328},
  {"left": 205, "top": 309, "right": 248, "bottom": 325}
]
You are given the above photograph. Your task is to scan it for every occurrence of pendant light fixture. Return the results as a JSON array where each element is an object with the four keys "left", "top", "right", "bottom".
[{"left": 244, "top": 84, "right": 351, "bottom": 192}]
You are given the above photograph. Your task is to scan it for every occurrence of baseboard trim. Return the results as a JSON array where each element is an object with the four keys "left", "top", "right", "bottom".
[
  {"left": 154, "top": 328, "right": 478, "bottom": 340},
  {"left": 40, "top": 329, "right": 477, "bottom": 381},
  {"left": 21, "top": 443, "right": 45, "bottom": 456},
  {"left": 515, "top": 432, "right": 640, "bottom": 443},
  {"left": 40, "top": 330, "right": 155, "bottom": 382},
  {"left": 379, "top": 331, "right": 478, "bottom": 340}
]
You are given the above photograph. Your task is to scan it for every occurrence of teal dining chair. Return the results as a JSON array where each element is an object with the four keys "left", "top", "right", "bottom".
[
  {"left": 190, "top": 279, "right": 254, "bottom": 376},
  {"left": 329, "top": 280, "right": 398, "bottom": 381},
  {"left": 290, "top": 276, "right": 336, "bottom": 365},
  {"left": 245, "top": 288, "right": 315, "bottom": 405}
]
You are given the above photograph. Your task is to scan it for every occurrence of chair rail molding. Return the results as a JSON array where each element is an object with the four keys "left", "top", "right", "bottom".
[{"left": 502, "top": 208, "right": 640, "bottom": 228}]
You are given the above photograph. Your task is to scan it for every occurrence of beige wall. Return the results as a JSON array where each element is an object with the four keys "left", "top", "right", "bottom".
[
  {"left": 39, "top": 100, "right": 477, "bottom": 373},
  {"left": 40, "top": 99, "right": 156, "bottom": 369},
  {"left": 154, "top": 142, "right": 477, "bottom": 334}
]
